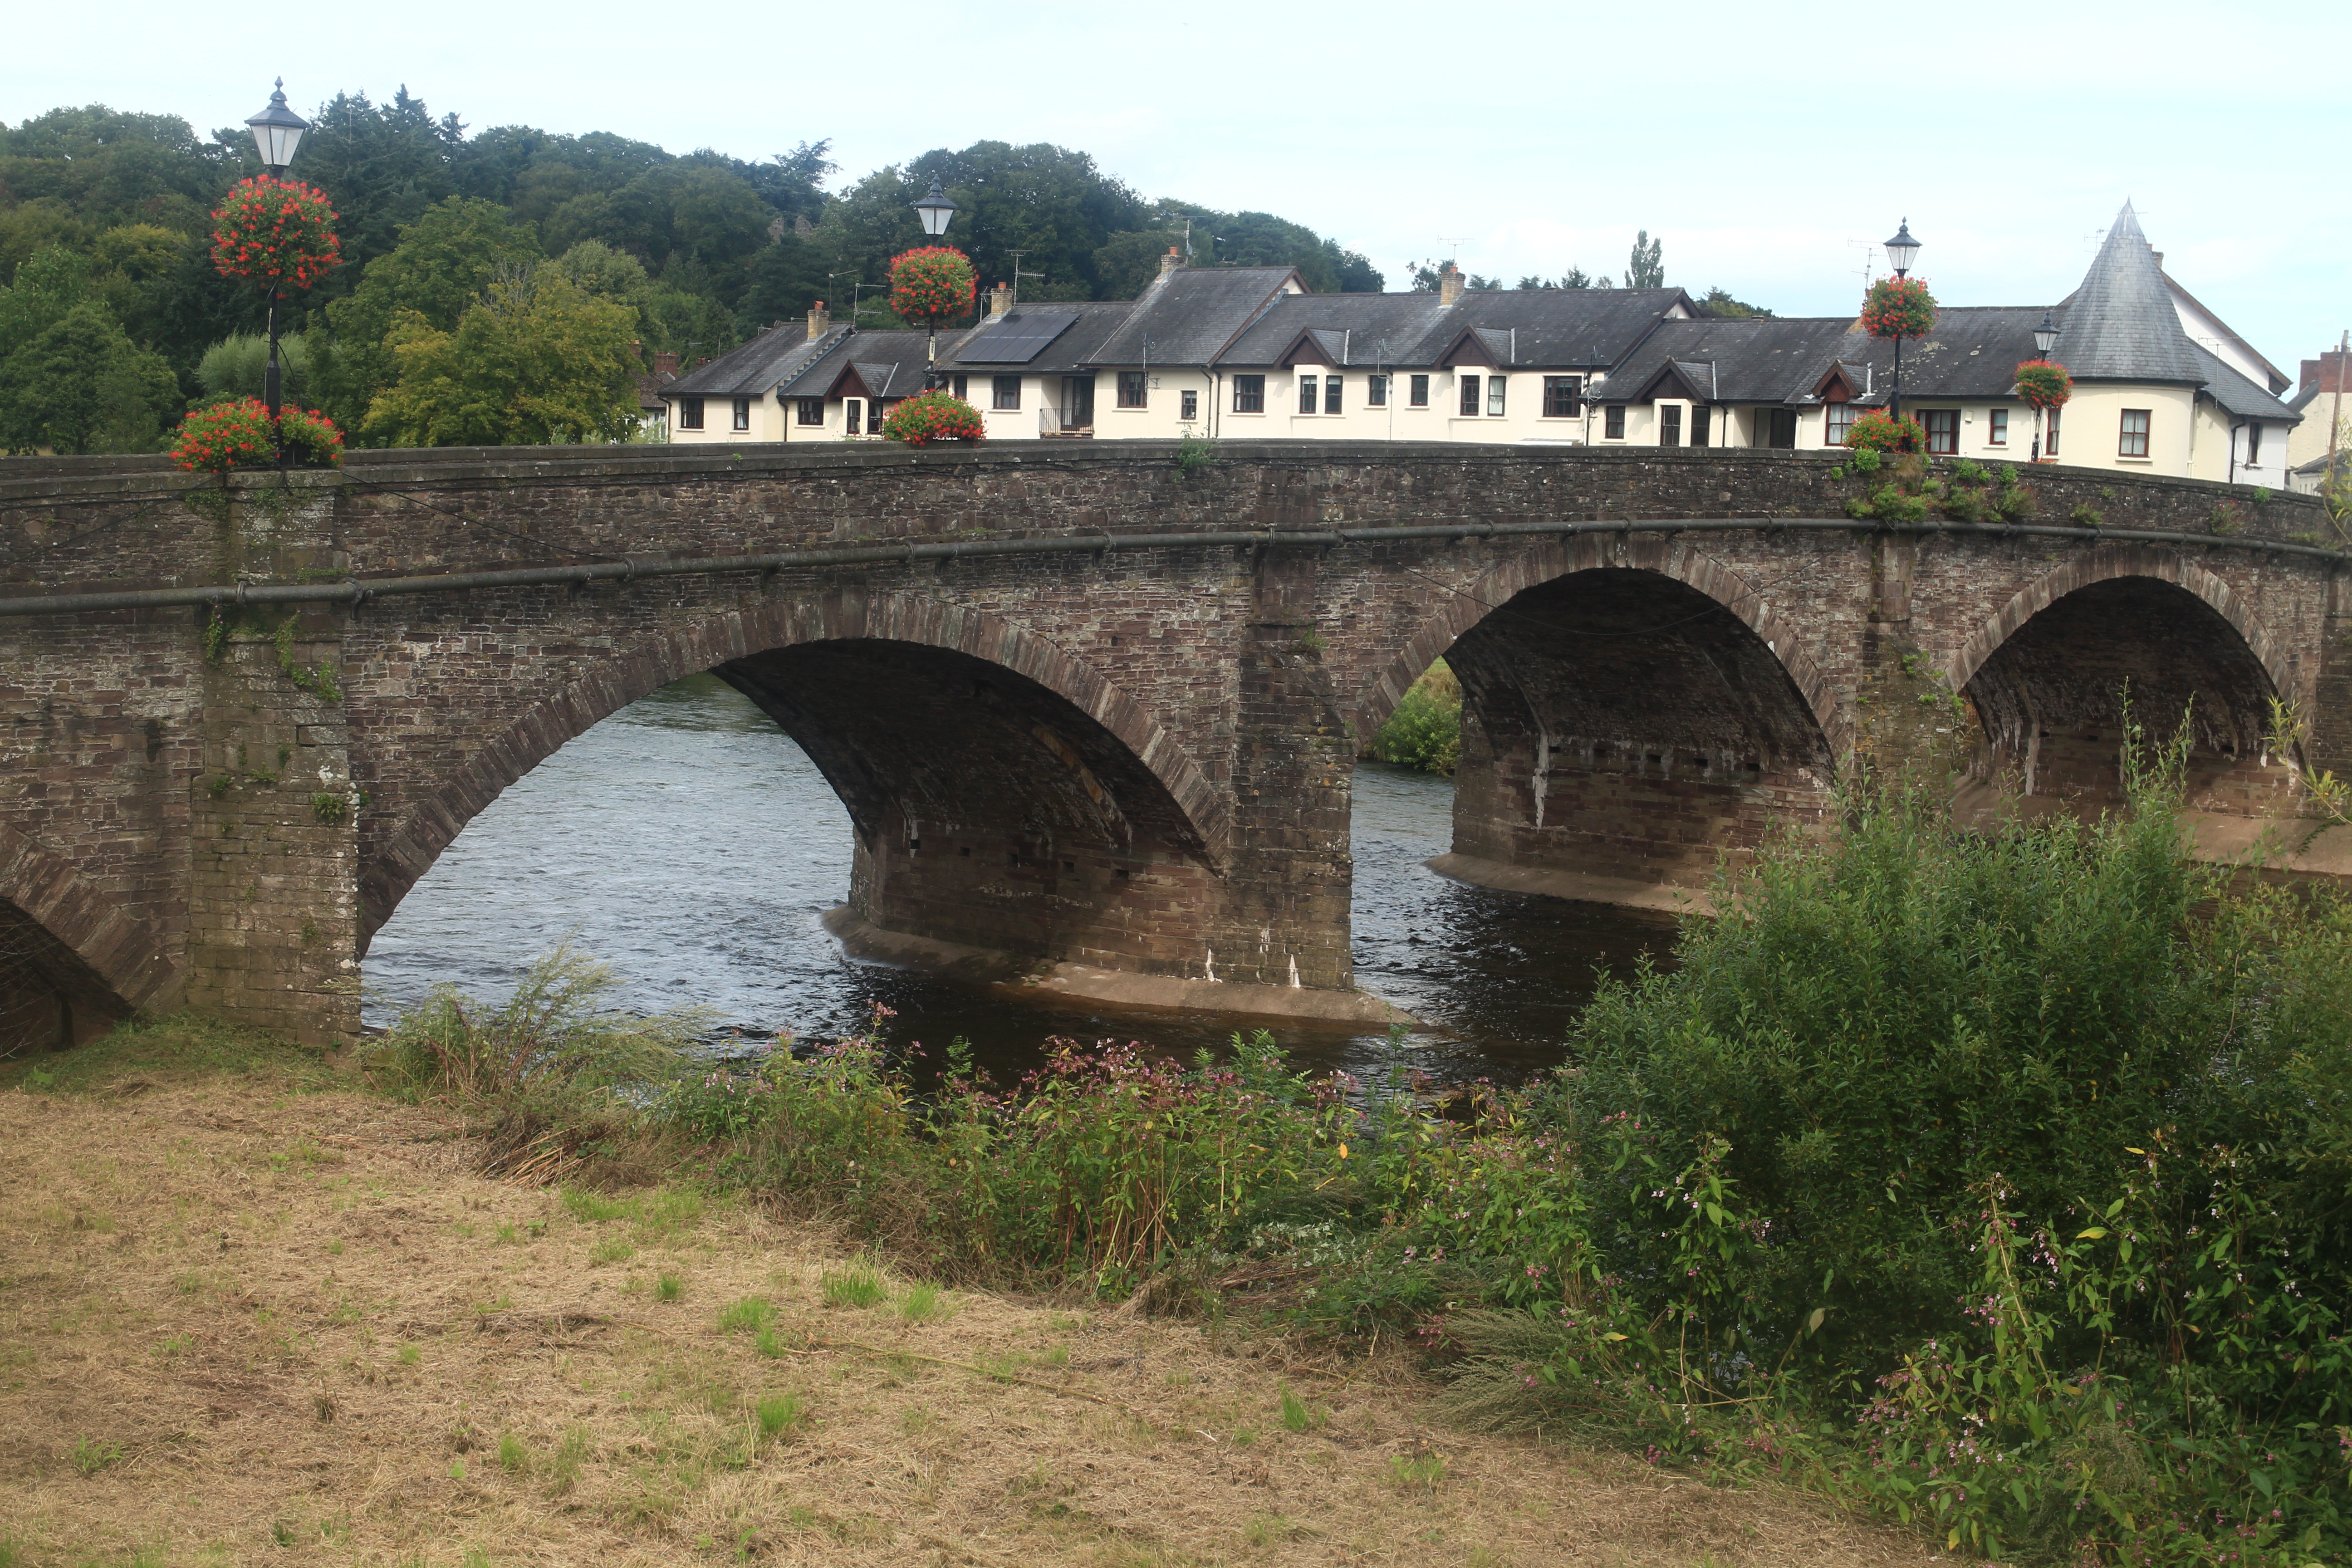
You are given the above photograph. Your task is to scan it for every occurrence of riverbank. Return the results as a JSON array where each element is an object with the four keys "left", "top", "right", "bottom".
[{"left": 0, "top": 1026, "right": 1937, "bottom": 1568}]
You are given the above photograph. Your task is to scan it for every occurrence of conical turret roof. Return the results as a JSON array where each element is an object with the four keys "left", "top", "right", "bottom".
[{"left": 2054, "top": 203, "right": 2206, "bottom": 383}]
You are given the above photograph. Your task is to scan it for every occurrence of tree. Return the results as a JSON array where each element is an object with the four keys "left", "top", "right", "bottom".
[
  {"left": 1625, "top": 229, "right": 1664, "bottom": 289},
  {"left": 362, "top": 266, "right": 639, "bottom": 447},
  {"left": 290, "top": 87, "right": 466, "bottom": 302},
  {"left": 732, "top": 232, "right": 833, "bottom": 336},
  {"left": 314, "top": 196, "right": 541, "bottom": 435},
  {"left": 0, "top": 300, "right": 179, "bottom": 453},
  {"left": 1699, "top": 286, "right": 1773, "bottom": 318},
  {"left": 196, "top": 332, "right": 312, "bottom": 404}
]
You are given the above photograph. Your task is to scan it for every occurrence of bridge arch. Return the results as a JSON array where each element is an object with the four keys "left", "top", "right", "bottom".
[
  {"left": 1949, "top": 549, "right": 2294, "bottom": 811},
  {"left": 1354, "top": 535, "right": 1850, "bottom": 757},
  {"left": 1354, "top": 536, "right": 1844, "bottom": 898},
  {"left": 0, "top": 823, "right": 181, "bottom": 1055},
  {"left": 357, "top": 592, "right": 1230, "bottom": 975}
]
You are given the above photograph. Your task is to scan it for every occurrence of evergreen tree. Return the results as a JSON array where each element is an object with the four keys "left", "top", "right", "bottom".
[
  {"left": 0, "top": 300, "right": 180, "bottom": 453},
  {"left": 1625, "top": 229, "right": 1664, "bottom": 289}
]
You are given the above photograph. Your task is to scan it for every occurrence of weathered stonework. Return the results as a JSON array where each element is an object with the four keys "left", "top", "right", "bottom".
[{"left": 0, "top": 443, "right": 2342, "bottom": 1053}]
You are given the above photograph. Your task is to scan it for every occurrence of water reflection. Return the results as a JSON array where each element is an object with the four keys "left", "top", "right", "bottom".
[{"left": 364, "top": 676, "right": 1680, "bottom": 1083}]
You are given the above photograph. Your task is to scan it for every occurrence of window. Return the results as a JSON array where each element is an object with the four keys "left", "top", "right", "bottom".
[
  {"left": 1180, "top": 389, "right": 1198, "bottom": 422},
  {"left": 1825, "top": 402, "right": 1857, "bottom": 446},
  {"left": 1367, "top": 374, "right": 1388, "bottom": 407},
  {"left": 1758, "top": 407, "right": 1797, "bottom": 449},
  {"left": 1923, "top": 409, "right": 1959, "bottom": 455},
  {"left": 1298, "top": 374, "right": 1319, "bottom": 414},
  {"left": 842, "top": 398, "right": 862, "bottom": 434},
  {"left": 1542, "top": 375, "right": 1581, "bottom": 417},
  {"left": 1691, "top": 406, "right": 1711, "bottom": 448},
  {"left": 1117, "top": 371, "right": 1147, "bottom": 409},
  {"left": 1604, "top": 404, "right": 1626, "bottom": 439},
  {"left": 796, "top": 397, "right": 823, "bottom": 426},
  {"left": 731, "top": 396, "right": 751, "bottom": 431},
  {"left": 1233, "top": 375, "right": 1264, "bottom": 413},
  {"left": 2119, "top": 408, "right": 2150, "bottom": 458},
  {"left": 680, "top": 397, "right": 705, "bottom": 431},
  {"left": 1325, "top": 375, "right": 1342, "bottom": 415},
  {"left": 2247, "top": 424, "right": 2262, "bottom": 464},
  {"left": 1486, "top": 376, "right": 1506, "bottom": 416},
  {"left": 2047, "top": 407, "right": 2061, "bottom": 456},
  {"left": 1408, "top": 374, "right": 1429, "bottom": 407},
  {"left": 992, "top": 375, "right": 1021, "bottom": 411},
  {"left": 1988, "top": 408, "right": 2008, "bottom": 446},
  {"left": 1459, "top": 374, "right": 1480, "bottom": 415},
  {"left": 1661, "top": 404, "right": 1683, "bottom": 446}
]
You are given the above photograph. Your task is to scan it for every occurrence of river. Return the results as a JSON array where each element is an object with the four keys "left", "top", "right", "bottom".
[{"left": 363, "top": 675, "right": 1680, "bottom": 1084}]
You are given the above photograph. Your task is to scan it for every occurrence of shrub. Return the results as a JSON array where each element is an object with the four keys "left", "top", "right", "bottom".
[
  {"left": 881, "top": 390, "right": 985, "bottom": 446},
  {"left": 376, "top": 941, "right": 706, "bottom": 1107},
  {"left": 1366, "top": 660, "right": 1460, "bottom": 774}
]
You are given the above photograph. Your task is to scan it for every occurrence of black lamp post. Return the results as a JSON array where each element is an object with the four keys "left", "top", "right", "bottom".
[
  {"left": 2030, "top": 309, "right": 2059, "bottom": 462},
  {"left": 1882, "top": 218, "right": 1921, "bottom": 427},
  {"left": 911, "top": 179, "right": 958, "bottom": 388},
  {"left": 245, "top": 80, "right": 310, "bottom": 463}
]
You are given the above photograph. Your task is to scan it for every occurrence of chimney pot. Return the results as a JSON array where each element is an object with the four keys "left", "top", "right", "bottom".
[
  {"left": 1159, "top": 246, "right": 1182, "bottom": 279},
  {"left": 1439, "top": 265, "right": 1466, "bottom": 308},
  {"left": 808, "top": 299, "right": 831, "bottom": 340}
]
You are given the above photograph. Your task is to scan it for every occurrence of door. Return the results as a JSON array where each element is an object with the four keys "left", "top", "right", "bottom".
[{"left": 1061, "top": 375, "right": 1096, "bottom": 431}]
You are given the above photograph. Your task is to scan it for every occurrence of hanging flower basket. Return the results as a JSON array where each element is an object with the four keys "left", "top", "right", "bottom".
[
  {"left": 882, "top": 390, "right": 987, "bottom": 446},
  {"left": 2013, "top": 359, "right": 2073, "bottom": 412},
  {"left": 888, "top": 246, "right": 976, "bottom": 323},
  {"left": 1860, "top": 276, "right": 1937, "bottom": 340},
  {"left": 210, "top": 176, "right": 343, "bottom": 288},
  {"left": 1844, "top": 410, "right": 1926, "bottom": 454},
  {"left": 172, "top": 399, "right": 345, "bottom": 474}
]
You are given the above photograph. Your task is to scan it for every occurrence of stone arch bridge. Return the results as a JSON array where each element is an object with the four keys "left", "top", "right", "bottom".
[{"left": 0, "top": 443, "right": 2342, "bottom": 1052}]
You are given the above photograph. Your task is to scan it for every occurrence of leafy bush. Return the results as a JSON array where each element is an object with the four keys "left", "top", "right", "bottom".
[
  {"left": 1844, "top": 411, "right": 1927, "bottom": 454},
  {"left": 1366, "top": 660, "right": 1460, "bottom": 774}
]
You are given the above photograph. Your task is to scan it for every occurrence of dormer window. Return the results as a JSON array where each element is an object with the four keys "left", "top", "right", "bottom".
[
  {"left": 1459, "top": 374, "right": 1480, "bottom": 416},
  {"left": 1825, "top": 403, "right": 1857, "bottom": 446}
]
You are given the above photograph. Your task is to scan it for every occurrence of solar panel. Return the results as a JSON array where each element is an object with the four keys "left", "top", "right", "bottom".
[{"left": 956, "top": 310, "right": 1078, "bottom": 363}]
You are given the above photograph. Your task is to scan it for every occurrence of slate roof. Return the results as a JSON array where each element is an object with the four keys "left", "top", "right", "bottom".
[
  {"left": 2052, "top": 203, "right": 2209, "bottom": 385},
  {"left": 946, "top": 300, "right": 1136, "bottom": 377},
  {"left": 1595, "top": 316, "right": 1859, "bottom": 404},
  {"left": 665, "top": 323, "right": 847, "bottom": 399},
  {"left": 1881, "top": 307, "right": 2070, "bottom": 400},
  {"left": 774, "top": 330, "right": 933, "bottom": 400},
  {"left": 1215, "top": 292, "right": 1447, "bottom": 368},
  {"left": 1087, "top": 266, "right": 1301, "bottom": 368},
  {"left": 1421, "top": 287, "right": 1693, "bottom": 369},
  {"left": 2193, "top": 344, "right": 2303, "bottom": 424}
]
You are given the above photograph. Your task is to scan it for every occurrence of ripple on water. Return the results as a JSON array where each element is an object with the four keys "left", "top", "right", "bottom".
[{"left": 365, "top": 676, "right": 1680, "bottom": 1085}]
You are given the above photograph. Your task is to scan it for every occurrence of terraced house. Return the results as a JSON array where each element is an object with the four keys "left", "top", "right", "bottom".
[{"left": 662, "top": 205, "right": 2297, "bottom": 487}]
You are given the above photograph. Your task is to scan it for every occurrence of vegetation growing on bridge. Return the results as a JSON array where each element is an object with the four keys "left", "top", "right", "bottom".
[{"left": 1364, "top": 659, "right": 1461, "bottom": 774}]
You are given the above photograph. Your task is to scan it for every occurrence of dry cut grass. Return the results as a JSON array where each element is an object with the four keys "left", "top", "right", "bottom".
[{"left": 0, "top": 1051, "right": 1952, "bottom": 1567}]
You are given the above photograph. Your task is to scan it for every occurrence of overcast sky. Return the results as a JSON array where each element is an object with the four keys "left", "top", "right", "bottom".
[{"left": 8, "top": 0, "right": 2346, "bottom": 373}]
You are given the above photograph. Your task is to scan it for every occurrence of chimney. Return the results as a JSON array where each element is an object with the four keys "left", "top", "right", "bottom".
[
  {"left": 1440, "top": 265, "right": 1466, "bottom": 307},
  {"left": 1159, "top": 246, "right": 1182, "bottom": 279},
  {"left": 2302, "top": 349, "right": 2352, "bottom": 393},
  {"left": 808, "top": 300, "right": 830, "bottom": 339},
  {"left": 653, "top": 351, "right": 679, "bottom": 379},
  {"left": 988, "top": 282, "right": 1013, "bottom": 319},
  {"left": 2151, "top": 249, "right": 2165, "bottom": 269}
]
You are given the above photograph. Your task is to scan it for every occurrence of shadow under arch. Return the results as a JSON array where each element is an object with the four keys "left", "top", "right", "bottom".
[
  {"left": 1950, "top": 551, "right": 2293, "bottom": 813},
  {"left": 356, "top": 593, "right": 1229, "bottom": 975},
  {"left": 1356, "top": 540, "right": 1841, "bottom": 902},
  {"left": 0, "top": 822, "right": 181, "bottom": 1055}
]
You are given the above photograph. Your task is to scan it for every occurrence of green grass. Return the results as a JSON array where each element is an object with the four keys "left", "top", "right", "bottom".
[
  {"left": 656, "top": 1272, "right": 682, "bottom": 1303},
  {"left": 1387, "top": 1453, "right": 1446, "bottom": 1494},
  {"left": 898, "top": 1282, "right": 945, "bottom": 1322},
  {"left": 0, "top": 1012, "right": 331, "bottom": 1095},
  {"left": 716, "top": 1296, "right": 774, "bottom": 1335},
  {"left": 497, "top": 1431, "right": 529, "bottom": 1473},
  {"left": 588, "top": 1237, "right": 635, "bottom": 1265},
  {"left": 70, "top": 1435, "right": 124, "bottom": 1475},
  {"left": 755, "top": 1392, "right": 808, "bottom": 1441},
  {"left": 1279, "top": 1387, "right": 1324, "bottom": 1433},
  {"left": 396, "top": 1342, "right": 420, "bottom": 1367},
  {"left": 819, "top": 1260, "right": 886, "bottom": 1310}
]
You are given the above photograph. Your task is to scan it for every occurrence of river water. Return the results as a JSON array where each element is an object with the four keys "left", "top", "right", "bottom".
[{"left": 363, "top": 676, "right": 1680, "bottom": 1084}]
